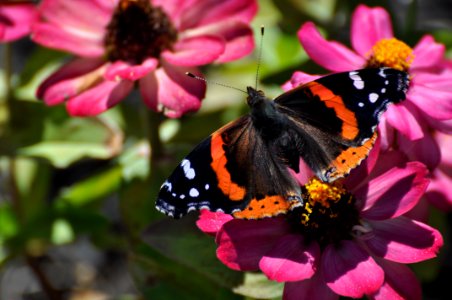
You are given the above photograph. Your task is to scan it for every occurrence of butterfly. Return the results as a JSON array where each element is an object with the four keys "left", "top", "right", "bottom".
[{"left": 156, "top": 68, "right": 409, "bottom": 219}]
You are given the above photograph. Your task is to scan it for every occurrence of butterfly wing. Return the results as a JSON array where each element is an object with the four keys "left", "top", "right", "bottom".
[
  {"left": 275, "top": 68, "right": 409, "bottom": 182},
  {"left": 156, "top": 116, "right": 303, "bottom": 219}
]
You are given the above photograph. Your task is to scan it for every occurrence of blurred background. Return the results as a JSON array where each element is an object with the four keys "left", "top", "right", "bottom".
[{"left": 1, "top": 0, "right": 451, "bottom": 299}]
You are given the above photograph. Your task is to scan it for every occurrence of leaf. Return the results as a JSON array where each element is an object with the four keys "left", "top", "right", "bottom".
[
  {"left": 54, "top": 166, "right": 121, "bottom": 206},
  {"left": 119, "top": 139, "right": 150, "bottom": 181},
  {"left": 142, "top": 215, "right": 243, "bottom": 289},
  {"left": 233, "top": 273, "right": 284, "bottom": 299}
]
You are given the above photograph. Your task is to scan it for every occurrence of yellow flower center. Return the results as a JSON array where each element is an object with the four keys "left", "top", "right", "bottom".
[
  {"left": 366, "top": 38, "right": 414, "bottom": 71},
  {"left": 300, "top": 178, "right": 350, "bottom": 226},
  {"left": 305, "top": 178, "right": 347, "bottom": 207},
  {"left": 287, "top": 178, "right": 359, "bottom": 247}
]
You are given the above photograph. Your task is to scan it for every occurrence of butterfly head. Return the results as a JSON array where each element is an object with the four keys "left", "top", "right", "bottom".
[{"left": 246, "top": 86, "right": 267, "bottom": 107}]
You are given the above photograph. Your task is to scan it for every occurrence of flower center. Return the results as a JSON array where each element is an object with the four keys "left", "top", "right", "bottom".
[
  {"left": 288, "top": 178, "right": 360, "bottom": 247},
  {"left": 104, "top": 0, "right": 178, "bottom": 65},
  {"left": 366, "top": 38, "right": 414, "bottom": 71}
]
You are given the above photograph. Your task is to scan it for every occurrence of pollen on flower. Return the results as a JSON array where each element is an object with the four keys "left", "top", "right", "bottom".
[
  {"left": 366, "top": 38, "right": 414, "bottom": 71},
  {"left": 304, "top": 178, "right": 347, "bottom": 208}
]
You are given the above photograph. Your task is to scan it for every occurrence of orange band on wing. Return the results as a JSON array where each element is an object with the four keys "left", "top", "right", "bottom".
[
  {"left": 306, "top": 82, "right": 359, "bottom": 140},
  {"left": 327, "top": 132, "right": 378, "bottom": 181},
  {"left": 210, "top": 132, "right": 246, "bottom": 201},
  {"left": 232, "top": 195, "right": 297, "bottom": 219}
]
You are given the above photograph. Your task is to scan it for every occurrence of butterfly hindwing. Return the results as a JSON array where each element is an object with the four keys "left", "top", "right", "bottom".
[{"left": 275, "top": 68, "right": 409, "bottom": 182}]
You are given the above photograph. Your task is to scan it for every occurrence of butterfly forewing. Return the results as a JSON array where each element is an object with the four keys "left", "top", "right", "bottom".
[
  {"left": 275, "top": 68, "right": 409, "bottom": 181},
  {"left": 156, "top": 116, "right": 303, "bottom": 219}
]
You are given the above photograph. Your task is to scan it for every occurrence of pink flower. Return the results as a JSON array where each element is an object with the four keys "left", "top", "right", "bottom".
[
  {"left": 32, "top": 0, "right": 257, "bottom": 117},
  {"left": 0, "top": 3, "right": 37, "bottom": 42},
  {"left": 287, "top": 5, "right": 452, "bottom": 146},
  {"left": 197, "top": 150, "right": 442, "bottom": 299}
]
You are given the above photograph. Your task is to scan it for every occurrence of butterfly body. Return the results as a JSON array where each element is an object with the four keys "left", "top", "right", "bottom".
[{"left": 156, "top": 68, "right": 409, "bottom": 219}]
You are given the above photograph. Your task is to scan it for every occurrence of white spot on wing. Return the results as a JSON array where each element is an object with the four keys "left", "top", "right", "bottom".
[
  {"left": 358, "top": 102, "right": 365, "bottom": 107},
  {"left": 369, "top": 93, "right": 379, "bottom": 103},
  {"left": 181, "top": 159, "right": 195, "bottom": 180},
  {"left": 189, "top": 188, "right": 199, "bottom": 197},
  {"left": 379, "top": 69, "right": 387, "bottom": 78},
  {"left": 205, "top": 184, "right": 210, "bottom": 190},
  {"left": 354, "top": 81, "right": 365, "bottom": 90},
  {"left": 161, "top": 181, "right": 172, "bottom": 192},
  {"left": 381, "top": 88, "right": 386, "bottom": 93},
  {"left": 180, "top": 194, "right": 185, "bottom": 199},
  {"left": 385, "top": 80, "right": 389, "bottom": 85}
]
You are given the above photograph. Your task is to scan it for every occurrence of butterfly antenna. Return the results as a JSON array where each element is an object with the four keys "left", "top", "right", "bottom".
[
  {"left": 255, "top": 25, "right": 265, "bottom": 90},
  {"left": 185, "top": 72, "right": 247, "bottom": 94}
]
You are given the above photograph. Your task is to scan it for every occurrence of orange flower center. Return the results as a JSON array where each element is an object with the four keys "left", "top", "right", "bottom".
[{"left": 366, "top": 38, "right": 414, "bottom": 71}]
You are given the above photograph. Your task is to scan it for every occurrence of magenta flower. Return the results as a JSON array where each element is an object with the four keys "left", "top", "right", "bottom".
[
  {"left": 32, "top": 0, "right": 257, "bottom": 117},
  {"left": 287, "top": 4, "right": 452, "bottom": 144},
  {"left": 0, "top": 3, "right": 37, "bottom": 42},
  {"left": 197, "top": 150, "right": 442, "bottom": 299}
]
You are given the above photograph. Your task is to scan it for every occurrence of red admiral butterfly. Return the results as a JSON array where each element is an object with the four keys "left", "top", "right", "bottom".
[{"left": 156, "top": 68, "right": 409, "bottom": 219}]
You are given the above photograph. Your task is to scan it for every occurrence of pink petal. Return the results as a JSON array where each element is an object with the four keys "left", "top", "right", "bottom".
[
  {"left": 179, "top": 0, "right": 257, "bottom": 31},
  {"left": 191, "top": 21, "right": 254, "bottom": 63},
  {"left": 425, "top": 115, "right": 452, "bottom": 133},
  {"left": 384, "top": 103, "right": 424, "bottom": 140},
  {"left": 345, "top": 137, "right": 381, "bottom": 194},
  {"left": 196, "top": 210, "right": 233, "bottom": 236},
  {"left": 283, "top": 272, "right": 338, "bottom": 300},
  {"left": 37, "top": 58, "right": 106, "bottom": 105},
  {"left": 105, "top": 58, "right": 158, "bottom": 81},
  {"left": 411, "top": 35, "right": 445, "bottom": 70},
  {"left": 408, "top": 81, "right": 452, "bottom": 120},
  {"left": 398, "top": 126, "right": 441, "bottom": 170},
  {"left": 162, "top": 35, "right": 225, "bottom": 66},
  {"left": 66, "top": 79, "right": 133, "bottom": 116},
  {"left": 365, "top": 216, "right": 443, "bottom": 263},
  {"left": 425, "top": 169, "right": 452, "bottom": 212},
  {"left": 436, "top": 131, "right": 452, "bottom": 165},
  {"left": 282, "top": 71, "right": 321, "bottom": 92},
  {"left": 322, "top": 240, "right": 384, "bottom": 298},
  {"left": 38, "top": 0, "right": 111, "bottom": 35},
  {"left": 32, "top": 23, "right": 104, "bottom": 57},
  {"left": 298, "top": 22, "right": 365, "bottom": 72},
  {"left": 139, "top": 63, "right": 205, "bottom": 118},
  {"left": 377, "top": 117, "right": 395, "bottom": 151},
  {"left": 0, "top": 4, "right": 37, "bottom": 42},
  {"left": 216, "top": 217, "right": 290, "bottom": 271},
  {"left": 351, "top": 5, "right": 393, "bottom": 57},
  {"left": 358, "top": 162, "right": 429, "bottom": 220},
  {"left": 153, "top": 0, "right": 198, "bottom": 29},
  {"left": 370, "top": 259, "right": 422, "bottom": 300},
  {"left": 260, "top": 234, "right": 319, "bottom": 282}
]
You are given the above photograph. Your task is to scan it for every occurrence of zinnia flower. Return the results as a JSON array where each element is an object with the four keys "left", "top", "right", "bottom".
[
  {"left": 286, "top": 5, "right": 452, "bottom": 147},
  {"left": 32, "top": 0, "right": 257, "bottom": 117},
  {"left": 197, "top": 150, "right": 442, "bottom": 299},
  {"left": 0, "top": 3, "right": 37, "bottom": 42}
]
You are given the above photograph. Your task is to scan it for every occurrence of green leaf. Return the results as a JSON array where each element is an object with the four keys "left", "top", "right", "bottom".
[
  {"left": 0, "top": 204, "right": 18, "bottom": 239},
  {"left": 142, "top": 215, "right": 243, "bottom": 290},
  {"left": 119, "top": 139, "right": 150, "bottom": 181},
  {"left": 233, "top": 273, "right": 284, "bottom": 299},
  {"left": 19, "top": 141, "right": 112, "bottom": 168},
  {"left": 51, "top": 218, "right": 74, "bottom": 245},
  {"left": 55, "top": 166, "right": 121, "bottom": 207}
]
